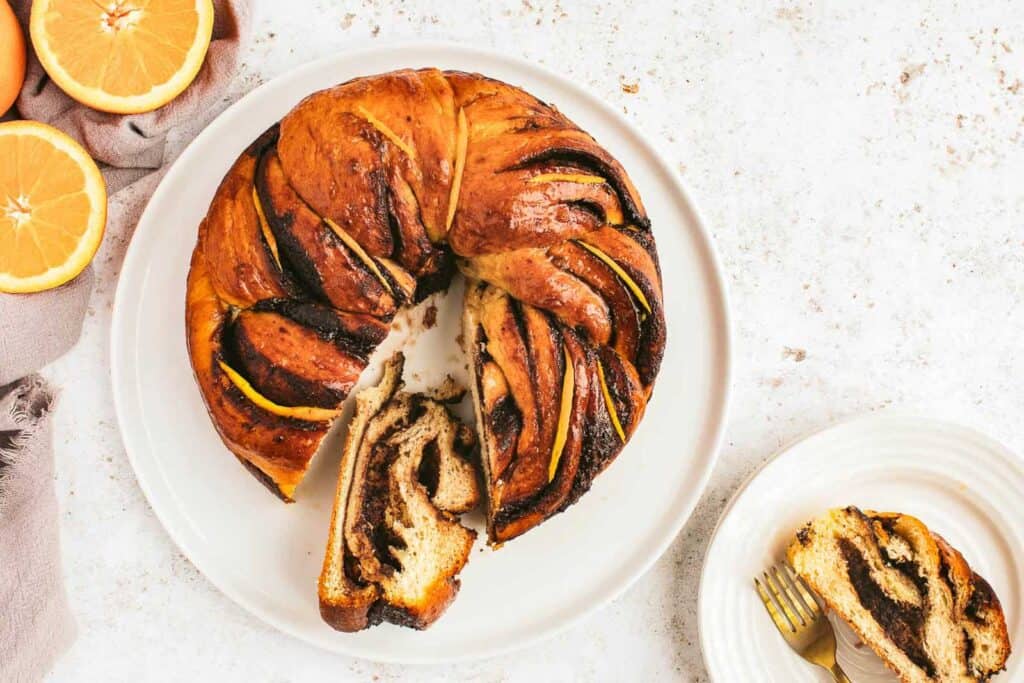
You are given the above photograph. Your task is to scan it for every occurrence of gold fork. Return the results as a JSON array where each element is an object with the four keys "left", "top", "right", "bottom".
[{"left": 755, "top": 564, "right": 852, "bottom": 682}]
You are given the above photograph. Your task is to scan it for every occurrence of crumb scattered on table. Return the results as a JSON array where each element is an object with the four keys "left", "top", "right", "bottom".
[{"left": 783, "top": 346, "right": 807, "bottom": 362}]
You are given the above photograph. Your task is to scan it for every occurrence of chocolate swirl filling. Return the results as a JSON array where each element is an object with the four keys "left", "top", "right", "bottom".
[{"left": 838, "top": 538, "right": 936, "bottom": 677}]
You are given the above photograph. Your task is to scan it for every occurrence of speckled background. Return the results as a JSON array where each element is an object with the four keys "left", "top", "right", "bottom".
[{"left": 42, "top": 1, "right": 1024, "bottom": 681}]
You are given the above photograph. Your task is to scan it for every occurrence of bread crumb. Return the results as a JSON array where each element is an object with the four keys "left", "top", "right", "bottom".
[
  {"left": 783, "top": 346, "right": 807, "bottom": 362},
  {"left": 899, "top": 63, "right": 926, "bottom": 85},
  {"left": 620, "top": 78, "right": 639, "bottom": 94},
  {"left": 423, "top": 303, "right": 438, "bottom": 329}
]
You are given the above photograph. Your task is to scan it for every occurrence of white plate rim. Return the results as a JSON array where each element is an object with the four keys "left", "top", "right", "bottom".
[
  {"left": 697, "top": 412, "right": 1024, "bottom": 681},
  {"left": 110, "top": 40, "right": 734, "bottom": 663}
]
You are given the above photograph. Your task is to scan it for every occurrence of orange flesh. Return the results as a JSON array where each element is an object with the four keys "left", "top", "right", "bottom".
[
  {"left": 547, "top": 346, "right": 575, "bottom": 482},
  {"left": 597, "top": 360, "right": 626, "bottom": 443},
  {"left": 252, "top": 186, "right": 282, "bottom": 270},
  {"left": 0, "top": 123, "right": 104, "bottom": 288},
  {"left": 446, "top": 107, "right": 468, "bottom": 231},
  {"left": 528, "top": 173, "right": 605, "bottom": 185},
  {"left": 39, "top": 0, "right": 201, "bottom": 96}
]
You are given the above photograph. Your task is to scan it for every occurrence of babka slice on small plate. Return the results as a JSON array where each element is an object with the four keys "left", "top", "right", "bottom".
[
  {"left": 318, "top": 353, "right": 480, "bottom": 632},
  {"left": 699, "top": 415, "right": 1022, "bottom": 682},
  {"left": 788, "top": 507, "right": 1010, "bottom": 683}
]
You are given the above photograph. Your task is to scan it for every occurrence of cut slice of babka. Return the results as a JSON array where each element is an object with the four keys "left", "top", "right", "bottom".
[
  {"left": 318, "top": 353, "right": 480, "bottom": 632},
  {"left": 787, "top": 507, "right": 1010, "bottom": 683}
]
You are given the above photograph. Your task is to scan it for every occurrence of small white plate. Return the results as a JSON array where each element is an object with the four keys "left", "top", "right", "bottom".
[
  {"left": 111, "top": 43, "right": 731, "bottom": 663},
  {"left": 699, "top": 414, "right": 1024, "bottom": 681}
]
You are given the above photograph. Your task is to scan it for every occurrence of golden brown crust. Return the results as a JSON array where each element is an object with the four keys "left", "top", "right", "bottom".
[
  {"left": 255, "top": 150, "right": 398, "bottom": 316},
  {"left": 445, "top": 71, "right": 647, "bottom": 256},
  {"left": 461, "top": 247, "right": 612, "bottom": 346},
  {"left": 185, "top": 68, "right": 666, "bottom": 529},
  {"left": 318, "top": 599, "right": 376, "bottom": 633},
  {"left": 185, "top": 249, "right": 330, "bottom": 500},
  {"left": 198, "top": 126, "right": 294, "bottom": 308},
  {"left": 488, "top": 325, "right": 592, "bottom": 541},
  {"left": 279, "top": 70, "right": 457, "bottom": 246},
  {"left": 231, "top": 308, "right": 360, "bottom": 408}
]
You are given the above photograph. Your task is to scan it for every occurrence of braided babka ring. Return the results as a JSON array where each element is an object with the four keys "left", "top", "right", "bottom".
[{"left": 185, "top": 68, "right": 666, "bottom": 543}]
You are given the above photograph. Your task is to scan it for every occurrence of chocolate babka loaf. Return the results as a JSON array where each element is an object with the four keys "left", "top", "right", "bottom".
[
  {"left": 185, "top": 68, "right": 665, "bottom": 543},
  {"left": 318, "top": 354, "right": 480, "bottom": 632},
  {"left": 788, "top": 507, "right": 1010, "bottom": 682}
]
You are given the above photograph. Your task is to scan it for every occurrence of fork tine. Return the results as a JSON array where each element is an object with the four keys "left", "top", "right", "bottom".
[
  {"left": 772, "top": 565, "right": 808, "bottom": 625},
  {"left": 784, "top": 564, "right": 821, "bottom": 615},
  {"left": 762, "top": 569, "right": 803, "bottom": 629},
  {"left": 754, "top": 576, "right": 795, "bottom": 633},
  {"left": 756, "top": 565, "right": 851, "bottom": 681}
]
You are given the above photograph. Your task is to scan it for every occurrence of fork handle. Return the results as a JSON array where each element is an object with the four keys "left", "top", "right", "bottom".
[{"left": 828, "top": 662, "right": 852, "bottom": 683}]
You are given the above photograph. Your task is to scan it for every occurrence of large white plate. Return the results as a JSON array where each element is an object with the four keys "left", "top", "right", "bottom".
[
  {"left": 111, "top": 43, "right": 731, "bottom": 663},
  {"left": 699, "top": 414, "right": 1024, "bottom": 681}
]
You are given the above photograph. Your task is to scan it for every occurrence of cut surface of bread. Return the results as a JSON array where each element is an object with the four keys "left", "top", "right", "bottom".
[
  {"left": 787, "top": 507, "right": 1010, "bottom": 683},
  {"left": 319, "top": 353, "right": 480, "bottom": 632},
  {"left": 186, "top": 68, "right": 665, "bottom": 542}
]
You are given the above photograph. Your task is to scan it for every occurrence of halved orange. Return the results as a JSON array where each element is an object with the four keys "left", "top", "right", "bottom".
[
  {"left": 0, "top": 121, "right": 106, "bottom": 293},
  {"left": 1, "top": 0, "right": 27, "bottom": 114},
  {"left": 30, "top": 0, "right": 214, "bottom": 114}
]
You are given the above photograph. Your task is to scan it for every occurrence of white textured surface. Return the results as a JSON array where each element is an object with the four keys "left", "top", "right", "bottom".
[{"left": 43, "top": 1, "right": 1024, "bottom": 681}]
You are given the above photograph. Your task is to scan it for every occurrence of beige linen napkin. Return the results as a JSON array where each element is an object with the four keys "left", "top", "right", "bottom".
[
  {"left": 0, "top": 2, "right": 250, "bottom": 680},
  {"left": 0, "top": 377, "right": 74, "bottom": 683}
]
